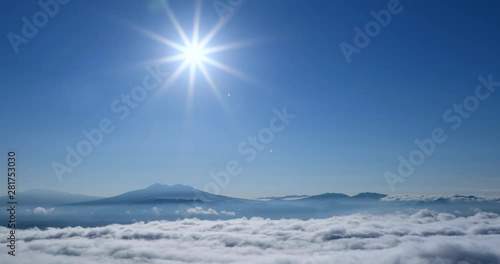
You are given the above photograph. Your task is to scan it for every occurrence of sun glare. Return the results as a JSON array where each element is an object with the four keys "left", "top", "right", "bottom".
[
  {"left": 184, "top": 44, "right": 205, "bottom": 65},
  {"left": 131, "top": 0, "right": 255, "bottom": 110}
]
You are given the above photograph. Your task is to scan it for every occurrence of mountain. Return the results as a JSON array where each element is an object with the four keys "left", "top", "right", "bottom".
[
  {"left": 2, "top": 185, "right": 498, "bottom": 229},
  {"left": 257, "top": 192, "right": 388, "bottom": 202},
  {"left": 0, "top": 189, "right": 102, "bottom": 206},
  {"left": 352, "top": 192, "right": 388, "bottom": 200},
  {"left": 303, "top": 193, "right": 350, "bottom": 201},
  {"left": 1, "top": 186, "right": 390, "bottom": 207},
  {"left": 302, "top": 192, "right": 387, "bottom": 201},
  {"left": 384, "top": 194, "right": 500, "bottom": 203},
  {"left": 72, "top": 183, "right": 242, "bottom": 205},
  {"left": 257, "top": 195, "right": 310, "bottom": 201}
]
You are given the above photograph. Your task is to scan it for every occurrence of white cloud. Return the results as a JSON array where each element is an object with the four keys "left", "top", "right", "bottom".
[
  {"left": 183, "top": 207, "right": 235, "bottom": 216},
  {"left": 186, "top": 207, "right": 219, "bottom": 215},
  {"left": 220, "top": 210, "right": 236, "bottom": 216},
  {"left": 151, "top": 207, "right": 160, "bottom": 215},
  {"left": 1, "top": 210, "right": 500, "bottom": 263},
  {"left": 33, "top": 207, "right": 55, "bottom": 215}
]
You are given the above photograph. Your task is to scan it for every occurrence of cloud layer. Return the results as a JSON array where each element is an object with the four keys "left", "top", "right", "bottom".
[
  {"left": 182, "top": 206, "right": 237, "bottom": 216},
  {"left": 1, "top": 210, "right": 500, "bottom": 264}
]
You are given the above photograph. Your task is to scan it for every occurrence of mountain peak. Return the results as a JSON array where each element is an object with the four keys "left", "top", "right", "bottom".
[
  {"left": 146, "top": 183, "right": 167, "bottom": 189},
  {"left": 72, "top": 183, "right": 235, "bottom": 205},
  {"left": 145, "top": 183, "right": 194, "bottom": 191},
  {"left": 352, "top": 192, "right": 387, "bottom": 200}
]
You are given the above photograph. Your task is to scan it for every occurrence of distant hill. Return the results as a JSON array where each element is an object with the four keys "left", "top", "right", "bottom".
[
  {"left": 257, "top": 195, "right": 310, "bottom": 201},
  {"left": 352, "top": 192, "right": 388, "bottom": 200},
  {"left": 303, "top": 192, "right": 387, "bottom": 201},
  {"left": 303, "top": 193, "right": 350, "bottom": 201},
  {"left": 257, "top": 192, "right": 390, "bottom": 202},
  {"left": 383, "top": 194, "right": 498, "bottom": 203},
  {"left": 71, "top": 183, "right": 243, "bottom": 205},
  {"left": 2, "top": 184, "right": 498, "bottom": 228},
  {"left": 258, "top": 192, "right": 389, "bottom": 202},
  {"left": 0, "top": 189, "right": 102, "bottom": 206},
  {"left": 13, "top": 184, "right": 493, "bottom": 209}
]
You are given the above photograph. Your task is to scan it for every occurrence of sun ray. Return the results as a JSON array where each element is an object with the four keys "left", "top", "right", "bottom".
[
  {"left": 198, "top": 62, "right": 225, "bottom": 105},
  {"left": 202, "top": 39, "right": 258, "bottom": 55},
  {"left": 127, "top": 22, "right": 186, "bottom": 53},
  {"left": 135, "top": 0, "right": 258, "bottom": 113},
  {"left": 198, "top": 17, "right": 230, "bottom": 49},
  {"left": 136, "top": 54, "right": 187, "bottom": 68},
  {"left": 164, "top": 1, "right": 191, "bottom": 48},
  {"left": 192, "top": 0, "right": 202, "bottom": 46},
  {"left": 198, "top": 62, "right": 234, "bottom": 119},
  {"left": 186, "top": 62, "right": 197, "bottom": 109},
  {"left": 156, "top": 60, "right": 191, "bottom": 94},
  {"left": 181, "top": 62, "right": 198, "bottom": 134},
  {"left": 201, "top": 56, "right": 252, "bottom": 82},
  {"left": 157, "top": 54, "right": 187, "bottom": 63}
]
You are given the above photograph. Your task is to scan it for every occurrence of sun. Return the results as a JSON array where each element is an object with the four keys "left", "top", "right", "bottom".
[
  {"left": 183, "top": 44, "right": 206, "bottom": 65},
  {"left": 131, "top": 0, "right": 254, "bottom": 108}
]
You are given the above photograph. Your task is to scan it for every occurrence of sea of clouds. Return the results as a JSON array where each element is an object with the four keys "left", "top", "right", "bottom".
[{"left": 1, "top": 209, "right": 500, "bottom": 264}]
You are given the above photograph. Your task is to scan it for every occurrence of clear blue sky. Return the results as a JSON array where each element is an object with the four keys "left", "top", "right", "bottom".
[{"left": 1, "top": 0, "right": 499, "bottom": 198}]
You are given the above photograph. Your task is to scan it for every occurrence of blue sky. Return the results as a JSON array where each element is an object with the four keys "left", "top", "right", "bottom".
[{"left": 1, "top": 0, "right": 499, "bottom": 198}]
